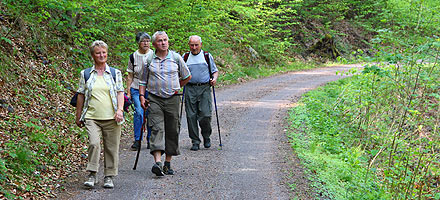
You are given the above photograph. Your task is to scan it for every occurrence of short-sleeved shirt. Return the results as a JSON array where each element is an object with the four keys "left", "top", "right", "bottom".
[
  {"left": 127, "top": 49, "right": 154, "bottom": 89},
  {"left": 85, "top": 76, "right": 114, "bottom": 120},
  {"left": 139, "top": 50, "right": 191, "bottom": 98},
  {"left": 185, "top": 50, "right": 218, "bottom": 83},
  {"left": 77, "top": 64, "right": 125, "bottom": 123}
]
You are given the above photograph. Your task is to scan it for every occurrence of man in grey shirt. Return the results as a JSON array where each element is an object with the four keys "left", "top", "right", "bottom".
[{"left": 139, "top": 31, "right": 191, "bottom": 176}]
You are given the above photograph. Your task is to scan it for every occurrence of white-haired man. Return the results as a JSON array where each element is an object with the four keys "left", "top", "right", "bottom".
[{"left": 182, "top": 35, "right": 218, "bottom": 151}]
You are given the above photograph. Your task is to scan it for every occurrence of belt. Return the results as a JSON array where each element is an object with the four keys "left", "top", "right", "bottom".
[{"left": 187, "top": 82, "right": 209, "bottom": 86}]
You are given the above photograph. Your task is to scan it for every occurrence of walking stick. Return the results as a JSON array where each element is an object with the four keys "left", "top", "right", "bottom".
[
  {"left": 212, "top": 86, "right": 222, "bottom": 149},
  {"left": 203, "top": 51, "right": 222, "bottom": 149},
  {"left": 133, "top": 109, "right": 147, "bottom": 170}
]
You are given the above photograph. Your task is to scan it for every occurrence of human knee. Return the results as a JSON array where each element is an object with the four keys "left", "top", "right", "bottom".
[
  {"left": 89, "top": 141, "right": 100, "bottom": 149},
  {"left": 200, "top": 116, "right": 211, "bottom": 123}
]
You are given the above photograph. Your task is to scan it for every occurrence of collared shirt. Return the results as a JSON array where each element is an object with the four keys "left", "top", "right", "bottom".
[
  {"left": 127, "top": 49, "right": 154, "bottom": 89},
  {"left": 139, "top": 50, "right": 191, "bottom": 98},
  {"left": 185, "top": 50, "right": 218, "bottom": 83},
  {"left": 77, "top": 64, "right": 124, "bottom": 123}
]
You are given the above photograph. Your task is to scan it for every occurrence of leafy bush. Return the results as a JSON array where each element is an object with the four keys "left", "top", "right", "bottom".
[{"left": 288, "top": 43, "right": 440, "bottom": 198}]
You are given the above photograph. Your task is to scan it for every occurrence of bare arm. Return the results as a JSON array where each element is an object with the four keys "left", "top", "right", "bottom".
[
  {"left": 75, "top": 93, "right": 85, "bottom": 127},
  {"left": 115, "top": 91, "right": 124, "bottom": 123},
  {"left": 126, "top": 72, "right": 134, "bottom": 98},
  {"left": 180, "top": 75, "right": 192, "bottom": 87}
]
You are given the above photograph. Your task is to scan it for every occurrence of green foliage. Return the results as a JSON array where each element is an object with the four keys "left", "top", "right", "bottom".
[
  {"left": 371, "top": 0, "right": 440, "bottom": 49},
  {"left": 0, "top": 157, "right": 12, "bottom": 199},
  {"left": 1, "top": 1, "right": 322, "bottom": 198},
  {"left": 1, "top": 0, "right": 440, "bottom": 199},
  {"left": 287, "top": 5, "right": 440, "bottom": 197},
  {"left": 288, "top": 42, "right": 440, "bottom": 198}
]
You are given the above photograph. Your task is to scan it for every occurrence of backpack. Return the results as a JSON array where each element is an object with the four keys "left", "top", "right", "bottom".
[
  {"left": 70, "top": 67, "right": 132, "bottom": 112},
  {"left": 183, "top": 51, "right": 213, "bottom": 79}
]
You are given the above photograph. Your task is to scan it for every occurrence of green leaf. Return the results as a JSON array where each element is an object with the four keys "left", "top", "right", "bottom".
[{"left": 0, "top": 37, "right": 12, "bottom": 45}]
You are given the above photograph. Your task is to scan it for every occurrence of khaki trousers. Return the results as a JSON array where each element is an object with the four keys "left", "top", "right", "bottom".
[
  {"left": 147, "top": 94, "right": 181, "bottom": 156},
  {"left": 85, "top": 119, "right": 121, "bottom": 176}
]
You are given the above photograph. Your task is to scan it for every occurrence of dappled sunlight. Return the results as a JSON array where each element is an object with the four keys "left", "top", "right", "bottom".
[
  {"left": 219, "top": 100, "right": 294, "bottom": 109},
  {"left": 294, "top": 70, "right": 351, "bottom": 76},
  {"left": 239, "top": 168, "right": 258, "bottom": 172}
]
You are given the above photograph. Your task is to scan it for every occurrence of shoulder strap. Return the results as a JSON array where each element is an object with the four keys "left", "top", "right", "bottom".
[
  {"left": 144, "top": 52, "right": 154, "bottom": 86},
  {"left": 170, "top": 51, "right": 183, "bottom": 77},
  {"left": 84, "top": 67, "right": 116, "bottom": 82},
  {"left": 183, "top": 52, "right": 190, "bottom": 62},
  {"left": 204, "top": 51, "right": 212, "bottom": 79},
  {"left": 146, "top": 52, "right": 154, "bottom": 66},
  {"left": 171, "top": 50, "right": 181, "bottom": 66},
  {"left": 110, "top": 67, "right": 116, "bottom": 82},
  {"left": 129, "top": 53, "right": 135, "bottom": 66},
  {"left": 83, "top": 67, "right": 92, "bottom": 82}
]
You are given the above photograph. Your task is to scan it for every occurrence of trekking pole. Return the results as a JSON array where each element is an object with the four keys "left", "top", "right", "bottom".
[
  {"left": 133, "top": 108, "right": 147, "bottom": 170},
  {"left": 212, "top": 86, "right": 222, "bottom": 149}
]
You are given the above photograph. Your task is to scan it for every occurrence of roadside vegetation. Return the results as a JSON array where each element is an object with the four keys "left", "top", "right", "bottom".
[
  {"left": 0, "top": 0, "right": 438, "bottom": 199},
  {"left": 287, "top": 0, "right": 440, "bottom": 199}
]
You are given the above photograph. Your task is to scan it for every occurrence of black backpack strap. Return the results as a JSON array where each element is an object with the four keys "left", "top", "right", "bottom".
[
  {"left": 183, "top": 52, "right": 190, "bottom": 62},
  {"left": 129, "top": 53, "right": 135, "bottom": 67},
  {"left": 204, "top": 51, "right": 212, "bottom": 79}
]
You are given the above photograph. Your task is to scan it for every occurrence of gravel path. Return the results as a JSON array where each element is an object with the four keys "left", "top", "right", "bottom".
[{"left": 59, "top": 65, "right": 360, "bottom": 200}]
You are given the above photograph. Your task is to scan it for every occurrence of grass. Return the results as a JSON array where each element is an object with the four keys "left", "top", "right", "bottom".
[{"left": 286, "top": 61, "right": 439, "bottom": 199}]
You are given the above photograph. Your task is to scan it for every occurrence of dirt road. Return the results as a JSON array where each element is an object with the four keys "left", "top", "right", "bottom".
[{"left": 59, "top": 65, "right": 360, "bottom": 200}]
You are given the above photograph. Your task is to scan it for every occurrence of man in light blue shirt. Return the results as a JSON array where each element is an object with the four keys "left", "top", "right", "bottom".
[{"left": 183, "top": 35, "right": 219, "bottom": 151}]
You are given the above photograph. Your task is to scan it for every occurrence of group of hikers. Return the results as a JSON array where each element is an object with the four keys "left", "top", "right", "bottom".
[{"left": 74, "top": 31, "right": 219, "bottom": 189}]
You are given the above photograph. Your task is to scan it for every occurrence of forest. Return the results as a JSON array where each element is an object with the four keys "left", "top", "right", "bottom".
[{"left": 0, "top": 0, "right": 439, "bottom": 199}]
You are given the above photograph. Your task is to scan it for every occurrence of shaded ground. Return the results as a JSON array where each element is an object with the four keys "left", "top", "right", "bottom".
[{"left": 56, "top": 65, "right": 360, "bottom": 200}]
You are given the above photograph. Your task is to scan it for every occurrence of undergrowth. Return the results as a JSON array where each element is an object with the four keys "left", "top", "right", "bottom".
[
  {"left": 1, "top": 0, "right": 439, "bottom": 199},
  {"left": 288, "top": 48, "right": 440, "bottom": 199}
]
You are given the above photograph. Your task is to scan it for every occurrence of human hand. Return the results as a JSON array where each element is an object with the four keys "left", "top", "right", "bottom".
[
  {"left": 115, "top": 109, "right": 124, "bottom": 123},
  {"left": 76, "top": 119, "right": 84, "bottom": 128},
  {"left": 210, "top": 78, "right": 217, "bottom": 86},
  {"left": 140, "top": 96, "right": 149, "bottom": 110}
]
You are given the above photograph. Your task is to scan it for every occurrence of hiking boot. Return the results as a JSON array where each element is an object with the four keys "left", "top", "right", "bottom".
[
  {"left": 151, "top": 162, "right": 164, "bottom": 176},
  {"left": 103, "top": 176, "right": 114, "bottom": 188},
  {"left": 84, "top": 172, "right": 98, "bottom": 188},
  {"left": 131, "top": 140, "right": 140, "bottom": 151},
  {"left": 190, "top": 144, "right": 200, "bottom": 151},
  {"left": 204, "top": 139, "right": 211, "bottom": 148},
  {"left": 163, "top": 161, "right": 175, "bottom": 175}
]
